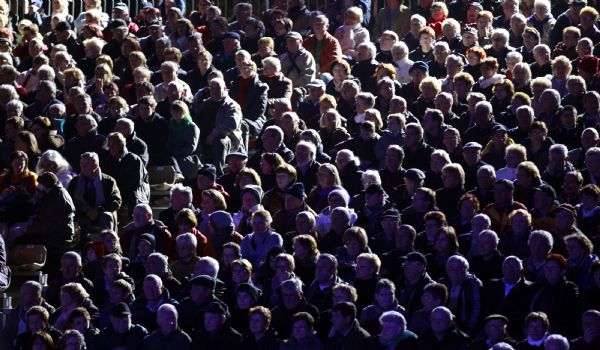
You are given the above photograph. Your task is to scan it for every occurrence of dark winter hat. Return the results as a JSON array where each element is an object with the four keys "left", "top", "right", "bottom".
[
  {"left": 241, "top": 184, "right": 263, "bottom": 202},
  {"left": 209, "top": 210, "right": 234, "bottom": 230},
  {"left": 534, "top": 183, "right": 557, "bottom": 200},
  {"left": 380, "top": 208, "right": 400, "bottom": 220},
  {"left": 284, "top": 182, "right": 306, "bottom": 200},
  {"left": 404, "top": 168, "right": 426, "bottom": 182},
  {"left": 405, "top": 252, "right": 427, "bottom": 267},
  {"left": 204, "top": 301, "right": 228, "bottom": 315},
  {"left": 108, "top": 19, "right": 128, "bottom": 29},
  {"left": 365, "top": 183, "right": 385, "bottom": 195},
  {"left": 111, "top": 302, "right": 131, "bottom": 317},
  {"left": 113, "top": 2, "right": 129, "bottom": 12},
  {"left": 197, "top": 164, "right": 217, "bottom": 181},
  {"left": 224, "top": 31, "right": 241, "bottom": 41},
  {"left": 236, "top": 283, "right": 261, "bottom": 303},
  {"left": 409, "top": 61, "right": 429, "bottom": 74},
  {"left": 54, "top": 21, "right": 71, "bottom": 32},
  {"left": 189, "top": 275, "right": 216, "bottom": 291},
  {"left": 138, "top": 233, "right": 156, "bottom": 249},
  {"left": 555, "top": 203, "right": 577, "bottom": 219}
]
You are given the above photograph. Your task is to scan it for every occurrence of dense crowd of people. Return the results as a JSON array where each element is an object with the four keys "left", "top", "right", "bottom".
[{"left": 0, "top": 0, "right": 600, "bottom": 348}]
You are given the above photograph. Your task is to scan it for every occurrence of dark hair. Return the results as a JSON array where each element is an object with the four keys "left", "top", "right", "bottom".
[
  {"left": 31, "top": 331, "right": 54, "bottom": 348},
  {"left": 332, "top": 301, "right": 357, "bottom": 319},
  {"left": 291, "top": 312, "right": 315, "bottom": 328},
  {"left": 423, "top": 283, "right": 448, "bottom": 304}
]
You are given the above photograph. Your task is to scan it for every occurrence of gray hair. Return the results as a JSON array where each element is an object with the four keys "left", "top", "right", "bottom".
[
  {"left": 447, "top": 254, "right": 469, "bottom": 270},
  {"left": 472, "top": 213, "right": 491, "bottom": 228},
  {"left": 170, "top": 184, "right": 193, "bottom": 203},
  {"left": 533, "top": 44, "right": 550, "bottom": 55},
  {"left": 477, "top": 164, "right": 496, "bottom": 178},
  {"left": 148, "top": 253, "right": 169, "bottom": 274},
  {"left": 264, "top": 125, "right": 284, "bottom": 144},
  {"left": 176, "top": 232, "right": 197, "bottom": 247},
  {"left": 317, "top": 253, "right": 337, "bottom": 268},
  {"left": 379, "top": 311, "right": 407, "bottom": 332},
  {"left": 491, "top": 343, "right": 515, "bottom": 350},
  {"left": 37, "top": 64, "right": 56, "bottom": 81},
  {"left": 585, "top": 146, "right": 600, "bottom": 159},
  {"left": 516, "top": 105, "right": 535, "bottom": 121},
  {"left": 313, "top": 14, "right": 329, "bottom": 26},
  {"left": 61, "top": 329, "right": 86, "bottom": 349},
  {"left": 63, "top": 251, "right": 83, "bottom": 267},
  {"left": 362, "top": 170, "right": 382, "bottom": 186},
  {"left": 6, "top": 99, "right": 23, "bottom": 115},
  {"left": 296, "top": 140, "right": 316, "bottom": 159},
  {"left": 157, "top": 303, "right": 178, "bottom": 319},
  {"left": 528, "top": 230, "right": 554, "bottom": 248},
  {"left": 491, "top": 28, "right": 510, "bottom": 42},
  {"left": 116, "top": 118, "right": 135, "bottom": 134},
  {"left": 411, "top": 14, "right": 426, "bottom": 25},
  {"left": 145, "top": 273, "right": 164, "bottom": 288},
  {"left": 331, "top": 207, "right": 352, "bottom": 222},
  {"left": 281, "top": 278, "right": 303, "bottom": 293},
  {"left": 549, "top": 144, "right": 568, "bottom": 158},
  {"left": 503, "top": 255, "right": 523, "bottom": 270},
  {"left": 357, "top": 42, "right": 377, "bottom": 58},
  {"left": 261, "top": 56, "right": 281, "bottom": 72},
  {"left": 475, "top": 100, "right": 493, "bottom": 115},
  {"left": 197, "top": 256, "right": 220, "bottom": 277},
  {"left": 479, "top": 229, "right": 499, "bottom": 245},
  {"left": 544, "top": 334, "right": 569, "bottom": 350},
  {"left": 392, "top": 42, "right": 409, "bottom": 57}
]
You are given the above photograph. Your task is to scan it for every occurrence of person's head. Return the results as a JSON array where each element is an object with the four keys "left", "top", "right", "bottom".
[
  {"left": 526, "top": 312, "right": 550, "bottom": 341},
  {"left": 528, "top": 230, "right": 554, "bottom": 261},
  {"left": 565, "top": 233, "right": 593, "bottom": 261},
  {"left": 503, "top": 255, "right": 524, "bottom": 284},
  {"left": 331, "top": 302, "right": 357, "bottom": 331},
  {"left": 142, "top": 274, "right": 164, "bottom": 302},
  {"left": 480, "top": 57, "right": 499, "bottom": 79},
  {"left": 251, "top": 210, "right": 272, "bottom": 235},
  {"left": 422, "top": 283, "right": 448, "bottom": 311},
  {"left": 445, "top": 255, "right": 469, "bottom": 285},
  {"left": 315, "top": 254, "right": 338, "bottom": 283},
  {"left": 379, "top": 311, "right": 407, "bottom": 340},
  {"left": 516, "top": 161, "right": 541, "bottom": 188},
  {"left": 281, "top": 278, "right": 303, "bottom": 309},
  {"left": 430, "top": 306, "right": 454, "bottom": 335},
  {"left": 60, "top": 329, "right": 85, "bottom": 350},
  {"left": 545, "top": 334, "right": 570, "bottom": 350},
  {"left": 61, "top": 251, "right": 82, "bottom": 279},
  {"left": 418, "top": 27, "right": 436, "bottom": 50},
  {"left": 544, "top": 254, "right": 567, "bottom": 284},
  {"left": 491, "top": 28, "right": 509, "bottom": 51},
  {"left": 31, "top": 331, "right": 54, "bottom": 350},
  {"left": 60, "top": 283, "right": 89, "bottom": 308},
  {"left": 249, "top": 306, "right": 271, "bottom": 335},
  {"left": 355, "top": 253, "right": 381, "bottom": 280},
  {"left": 374, "top": 279, "right": 396, "bottom": 309},
  {"left": 156, "top": 304, "right": 178, "bottom": 335}
]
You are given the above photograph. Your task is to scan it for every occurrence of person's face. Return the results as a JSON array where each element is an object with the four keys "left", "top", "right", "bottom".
[
  {"left": 236, "top": 291, "right": 254, "bottom": 309},
  {"left": 462, "top": 148, "right": 480, "bottom": 165},
  {"left": 231, "top": 263, "right": 250, "bottom": 284},
  {"left": 562, "top": 173, "right": 581, "bottom": 195},
  {"left": 282, "top": 287, "right": 301, "bottom": 309},
  {"left": 477, "top": 235, "right": 496, "bottom": 257},
  {"left": 71, "top": 315, "right": 88, "bottom": 334},
  {"left": 503, "top": 258, "right": 522, "bottom": 282},
  {"left": 315, "top": 258, "right": 334, "bottom": 282},
  {"left": 355, "top": 258, "right": 374, "bottom": 280},
  {"left": 430, "top": 309, "right": 452, "bottom": 333},
  {"left": 292, "top": 320, "right": 312, "bottom": 340},
  {"left": 410, "top": 18, "right": 423, "bottom": 33},
  {"left": 143, "top": 279, "right": 162, "bottom": 301},
  {"left": 375, "top": 287, "right": 394, "bottom": 309},
  {"left": 103, "top": 259, "right": 121, "bottom": 281},
  {"left": 412, "top": 191, "right": 431, "bottom": 213},
  {"left": 419, "top": 33, "right": 434, "bottom": 49},
  {"left": 446, "top": 261, "right": 467, "bottom": 285},
  {"left": 403, "top": 258, "right": 425, "bottom": 281},
  {"left": 543, "top": 260, "right": 564, "bottom": 284},
  {"left": 157, "top": 308, "right": 177, "bottom": 334},
  {"left": 221, "top": 247, "right": 238, "bottom": 266},
  {"left": 170, "top": 192, "right": 188, "bottom": 212},
  {"left": 286, "top": 38, "right": 301, "bottom": 53},
  {"left": 577, "top": 41, "right": 592, "bottom": 57},
  {"left": 28, "top": 315, "right": 45, "bottom": 333},
  {"left": 252, "top": 216, "right": 268, "bottom": 234},
  {"left": 11, "top": 157, "right": 26, "bottom": 175},
  {"left": 485, "top": 319, "right": 506, "bottom": 341},
  {"left": 111, "top": 315, "right": 131, "bottom": 334},
  {"left": 442, "top": 170, "right": 460, "bottom": 189},
  {"left": 331, "top": 310, "right": 351, "bottom": 331},
  {"left": 527, "top": 319, "right": 546, "bottom": 340},
  {"left": 510, "top": 213, "right": 529, "bottom": 234},
  {"left": 249, "top": 312, "right": 267, "bottom": 334},
  {"left": 580, "top": 12, "right": 596, "bottom": 29},
  {"left": 381, "top": 217, "right": 399, "bottom": 234},
  {"left": 566, "top": 239, "right": 585, "bottom": 260},
  {"left": 61, "top": 257, "right": 79, "bottom": 279},
  {"left": 435, "top": 232, "right": 452, "bottom": 254},
  {"left": 204, "top": 312, "right": 225, "bottom": 333}
]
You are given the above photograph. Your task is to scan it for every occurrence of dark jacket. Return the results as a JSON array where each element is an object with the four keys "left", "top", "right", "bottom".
[
  {"left": 120, "top": 219, "right": 172, "bottom": 259},
  {"left": 26, "top": 184, "right": 75, "bottom": 254},
  {"left": 529, "top": 278, "right": 580, "bottom": 338},
  {"left": 271, "top": 299, "right": 320, "bottom": 339},
  {"left": 130, "top": 289, "right": 179, "bottom": 332},
  {"left": 191, "top": 324, "right": 243, "bottom": 350},
  {"left": 100, "top": 150, "right": 149, "bottom": 209},
  {"left": 134, "top": 113, "right": 169, "bottom": 161},
  {"left": 325, "top": 320, "right": 371, "bottom": 350},
  {"left": 63, "top": 131, "right": 107, "bottom": 172},
  {"left": 482, "top": 277, "right": 533, "bottom": 339},
  {"left": 228, "top": 75, "right": 268, "bottom": 137},
  {"left": 91, "top": 323, "right": 148, "bottom": 350},
  {"left": 440, "top": 273, "right": 483, "bottom": 334},
  {"left": 143, "top": 329, "right": 192, "bottom": 350},
  {"left": 67, "top": 172, "right": 122, "bottom": 219},
  {"left": 416, "top": 327, "right": 470, "bottom": 350},
  {"left": 242, "top": 328, "right": 281, "bottom": 350}
]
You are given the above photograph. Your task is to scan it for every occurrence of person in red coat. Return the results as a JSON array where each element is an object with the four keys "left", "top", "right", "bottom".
[{"left": 302, "top": 15, "right": 343, "bottom": 74}]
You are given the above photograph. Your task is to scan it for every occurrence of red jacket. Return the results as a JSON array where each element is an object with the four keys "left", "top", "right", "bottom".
[{"left": 303, "top": 31, "right": 343, "bottom": 74}]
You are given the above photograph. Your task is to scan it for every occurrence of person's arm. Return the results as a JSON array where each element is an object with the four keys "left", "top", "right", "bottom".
[{"left": 101, "top": 176, "right": 122, "bottom": 213}]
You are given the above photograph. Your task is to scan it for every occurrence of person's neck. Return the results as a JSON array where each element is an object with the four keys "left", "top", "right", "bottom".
[
  {"left": 254, "top": 330, "right": 266, "bottom": 340},
  {"left": 315, "top": 32, "right": 325, "bottom": 40}
]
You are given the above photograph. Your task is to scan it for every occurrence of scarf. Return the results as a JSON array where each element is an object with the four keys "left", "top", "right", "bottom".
[
  {"left": 478, "top": 74, "right": 504, "bottom": 89},
  {"left": 167, "top": 115, "right": 192, "bottom": 152},
  {"left": 74, "top": 169, "right": 105, "bottom": 208}
]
